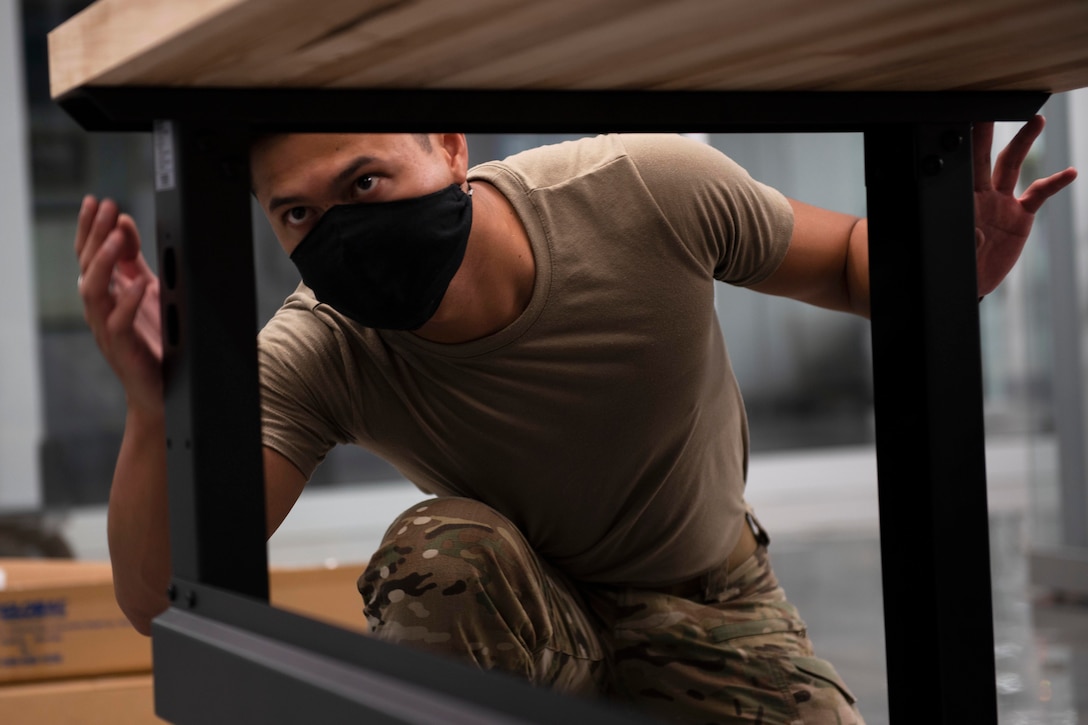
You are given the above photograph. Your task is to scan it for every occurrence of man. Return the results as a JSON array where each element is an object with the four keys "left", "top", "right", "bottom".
[{"left": 76, "top": 123, "right": 1075, "bottom": 724}]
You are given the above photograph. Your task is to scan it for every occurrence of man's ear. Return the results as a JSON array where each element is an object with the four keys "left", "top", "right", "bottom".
[{"left": 436, "top": 133, "right": 470, "bottom": 182}]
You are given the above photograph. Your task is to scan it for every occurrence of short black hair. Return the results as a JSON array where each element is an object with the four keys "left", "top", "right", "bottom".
[
  {"left": 248, "top": 132, "right": 437, "bottom": 195},
  {"left": 248, "top": 131, "right": 433, "bottom": 151}
]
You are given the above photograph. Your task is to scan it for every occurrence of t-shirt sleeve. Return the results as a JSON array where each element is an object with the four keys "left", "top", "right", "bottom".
[
  {"left": 258, "top": 285, "right": 359, "bottom": 479},
  {"left": 621, "top": 134, "right": 794, "bottom": 287}
]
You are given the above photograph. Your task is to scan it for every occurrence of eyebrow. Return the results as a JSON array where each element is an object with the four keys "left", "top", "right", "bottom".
[{"left": 267, "top": 154, "right": 380, "bottom": 214}]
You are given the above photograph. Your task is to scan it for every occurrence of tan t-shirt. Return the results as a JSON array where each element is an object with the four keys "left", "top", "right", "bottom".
[{"left": 258, "top": 134, "right": 793, "bottom": 586}]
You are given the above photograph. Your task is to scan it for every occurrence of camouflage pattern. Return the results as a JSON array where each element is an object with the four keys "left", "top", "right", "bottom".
[
  {"left": 359, "top": 497, "right": 865, "bottom": 724},
  {"left": 358, "top": 497, "right": 607, "bottom": 696},
  {"left": 586, "top": 545, "right": 865, "bottom": 724}
]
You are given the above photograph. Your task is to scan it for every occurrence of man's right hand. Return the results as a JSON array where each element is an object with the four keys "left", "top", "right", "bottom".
[
  {"left": 76, "top": 195, "right": 163, "bottom": 416},
  {"left": 76, "top": 196, "right": 311, "bottom": 635}
]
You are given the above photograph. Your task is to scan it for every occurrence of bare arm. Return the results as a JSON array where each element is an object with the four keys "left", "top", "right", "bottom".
[
  {"left": 749, "top": 200, "right": 870, "bottom": 318},
  {"left": 107, "top": 406, "right": 168, "bottom": 635},
  {"left": 108, "top": 435, "right": 306, "bottom": 635},
  {"left": 749, "top": 117, "right": 1076, "bottom": 316},
  {"left": 77, "top": 196, "right": 307, "bottom": 635}
]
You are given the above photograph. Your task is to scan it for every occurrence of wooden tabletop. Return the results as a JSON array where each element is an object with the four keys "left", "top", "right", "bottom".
[{"left": 49, "top": 0, "right": 1088, "bottom": 100}]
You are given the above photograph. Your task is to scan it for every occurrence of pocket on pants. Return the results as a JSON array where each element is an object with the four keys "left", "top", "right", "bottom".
[
  {"left": 791, "top": 655, "right": 857, "bottom": 704},
  {"left": 783, "top": 655, "right": 866, "bottom": 724}
]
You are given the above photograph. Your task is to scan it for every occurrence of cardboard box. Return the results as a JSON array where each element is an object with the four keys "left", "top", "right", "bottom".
[
  {"left": 0, "top": 560, "right": 150, "bottom": 685},
  {"left": 1, "top": 558, "right": 370, "bottom": 685},
  {"left": 0, "top": 674, "right": 162, "bottom": 725}
]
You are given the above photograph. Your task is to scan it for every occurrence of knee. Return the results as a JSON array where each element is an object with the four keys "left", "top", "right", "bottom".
[
  {"left": 357, "top": 498, "right": 578, "bottom": 684},
  {"left": 381, "top": 497, "right": 516, "bottom": 549},
  {"left": 358, "top": 497, "right": 530, "bottom": 613},
  {"left": 375, "top": 496, "right": 517, "bottom": 568}
]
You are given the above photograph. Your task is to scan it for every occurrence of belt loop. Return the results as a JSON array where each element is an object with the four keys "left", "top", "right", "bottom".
[
  {"left": 703, "top": 506, "right": 770, "bottom": 603},
  {"left": 745, "top": 504, "right": 771, "bottom": 547}
]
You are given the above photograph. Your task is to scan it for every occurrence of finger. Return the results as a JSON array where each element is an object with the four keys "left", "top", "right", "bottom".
[
  {"left": 78, "top": 200, "right": 117, "bottom": 276},
  {"left": 74, "top": 195, "right": 98, "bottom": 257},
  {"left": 114, "top": 214, "right": 148, "bottom": 279},
  {"left": 80, "top": 228, "right": 125, "bottom": 322},
  {"left": 103, "top": 279, "right": 154, "bottom": 383},
  {"left": 1019, "top": 166, "right": 1078, "bottom": 214},
  {"left": 132, "top": 280, "right": 163, "bottom": 362},
  {"left": 116, "top": 214, "right": 141, "bottom": 262},
  {"left": 973, "top": 121, "right": 994, "bottom": 191},
  {"left": 993, "top": 115, "right": 1046, "bottom": 194},
  {"left": 105, "top": 276, "right": 148, "bottom": 341},
  {"left": 78, "top": 198, "right": 120, "bottom": 275}
]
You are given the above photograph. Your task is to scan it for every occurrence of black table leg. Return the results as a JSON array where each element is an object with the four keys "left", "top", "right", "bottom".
[
  {"left": 153, "top": 120, "right": 269, "bottom": 604},
  {"left": 865, "top": 123, "right": 997, "bottom": 724}
]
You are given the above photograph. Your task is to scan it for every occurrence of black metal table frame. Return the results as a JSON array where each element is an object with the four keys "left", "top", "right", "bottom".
[{"left": 57, "top": 87, "right": 1050, "bottom": 724}]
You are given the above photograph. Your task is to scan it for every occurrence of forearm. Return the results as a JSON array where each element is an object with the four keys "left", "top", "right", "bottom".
[{"left": 107, "top": 405, "right": 170, "bottom": 636}]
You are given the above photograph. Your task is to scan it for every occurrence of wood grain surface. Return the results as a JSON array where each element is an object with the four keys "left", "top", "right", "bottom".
[{"left": 48, "top": 0, "right": 1088, "bottom": 98}]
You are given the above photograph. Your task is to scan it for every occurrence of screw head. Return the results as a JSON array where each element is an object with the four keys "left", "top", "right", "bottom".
[
  {"left": 941, "top": 130, "right": 965, "bottom": 151},
  {"left": 921, "top": 154, "right": 944, "bottom": 176}
]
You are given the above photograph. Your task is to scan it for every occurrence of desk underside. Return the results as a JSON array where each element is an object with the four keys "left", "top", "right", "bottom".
[{"left": 49, "top": 0, "right": 1088, "bottom": 99}]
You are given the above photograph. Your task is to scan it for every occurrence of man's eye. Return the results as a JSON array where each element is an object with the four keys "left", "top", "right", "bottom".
[
  {"left": 286, "top": 207, "right": 310, "bottom": 225},
  {"left": 354, "top": 175, "right": 375, "bottom": 193}
]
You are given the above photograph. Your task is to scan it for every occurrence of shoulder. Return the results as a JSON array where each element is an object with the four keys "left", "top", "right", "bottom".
[
  {"left": 260, "top": 284, "right": 327, "bottom": 346},
  {"left": 257, "top": 284, "right": 365, "bottom": 455},
  {"left": 258, "top": 283, "right": 364, "bottom": 370},
  {"left": 470, "top": 134, "right": 630, "bottom": 192},
  {"left": 478, "top": 134, "right": 763, "bottom": 204},
  {"left": 618, "top": 133, "right": 752, "bottom": 186},
  {"left": 618, "top": 135, "right": 794, "bottom": 286},
  {"left": 469, "top": 133, "right": 752, "bottom": 201}
]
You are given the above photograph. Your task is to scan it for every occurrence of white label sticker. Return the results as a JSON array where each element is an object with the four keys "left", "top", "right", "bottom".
[{"left": 153, "top": 120, "right": 176, "bottom": 191}]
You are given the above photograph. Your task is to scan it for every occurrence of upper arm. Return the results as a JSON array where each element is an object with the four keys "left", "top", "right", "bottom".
[
  {"left": 264, "top": 445, "right": 308, "bottom": 537},
  {"left": 748, "top": 198, "right": 870, "bottom": 318},
  {"left": 258, "top": 286, "right": 360, "bottom": 479},
  {"left": 257, "top": 288, "right": 359, "bottom": 536}
]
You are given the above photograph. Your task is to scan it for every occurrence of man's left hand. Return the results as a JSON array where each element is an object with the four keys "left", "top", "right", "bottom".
[{"left": 974, "top": 115, "right": 1077, "bottom": 298}]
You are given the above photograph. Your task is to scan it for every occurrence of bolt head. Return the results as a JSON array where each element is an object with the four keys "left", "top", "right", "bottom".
[
  {"left": 921, "top": 154, "right": 944, "bottom": 176},
  {"left": 941, "top": 130, "right": 965, "bottom": 151}
]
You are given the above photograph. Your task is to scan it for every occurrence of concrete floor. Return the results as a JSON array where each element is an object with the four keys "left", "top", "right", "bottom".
[{"left": 54, "top": 437, "right": 1086, "bottom": 724}]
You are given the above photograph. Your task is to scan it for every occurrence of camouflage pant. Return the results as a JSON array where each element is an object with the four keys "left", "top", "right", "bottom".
[{"left": 359, "top": 497, "right": 865, "bottom": 725}]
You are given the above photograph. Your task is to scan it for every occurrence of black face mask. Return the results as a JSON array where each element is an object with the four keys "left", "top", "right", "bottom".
[{"left": 290, "top": 184, "right": 473, "bottom": 330}]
